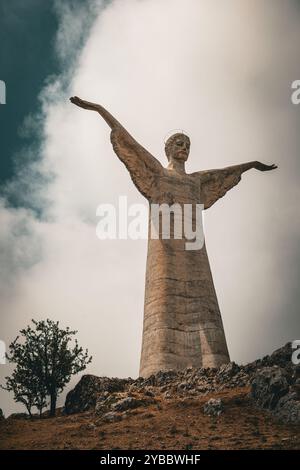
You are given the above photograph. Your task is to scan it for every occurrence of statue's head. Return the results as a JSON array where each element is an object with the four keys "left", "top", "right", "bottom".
[{"left": 165, "top": 132, "right": 190, "bottom": 162}]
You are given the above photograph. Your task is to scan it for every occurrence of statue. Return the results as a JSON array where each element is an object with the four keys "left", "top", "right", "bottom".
[{"left": 70, "top": 96, "right": 277, "bottom": 377}]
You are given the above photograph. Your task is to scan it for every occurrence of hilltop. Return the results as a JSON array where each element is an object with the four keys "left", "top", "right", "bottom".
[{"left": 0, "top": 343, "right": 299, "bottom": 450}]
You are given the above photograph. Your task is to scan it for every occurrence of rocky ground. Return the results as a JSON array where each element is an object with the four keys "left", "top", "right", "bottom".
[{"left": 0, "top": 343, "right": 299, "bottom": 450}]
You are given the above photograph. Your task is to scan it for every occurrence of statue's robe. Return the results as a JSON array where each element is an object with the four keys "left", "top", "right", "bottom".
[{"left": 111, "top": 126, "right": 242, "bottom": 377}]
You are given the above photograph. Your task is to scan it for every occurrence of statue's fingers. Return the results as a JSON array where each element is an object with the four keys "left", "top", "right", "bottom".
[{"left": 266, "top": 165, "right": 277, "bottom": 171}]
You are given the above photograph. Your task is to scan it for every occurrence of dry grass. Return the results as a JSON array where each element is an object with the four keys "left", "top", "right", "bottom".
[{"left": 0, "top": 387, "right": 299, "bottom": 450}]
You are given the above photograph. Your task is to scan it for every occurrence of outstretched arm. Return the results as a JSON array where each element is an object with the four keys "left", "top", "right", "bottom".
[
  {"left": 200, "top": 161, "right": 277, "bottom": 183},
  {"left": 70, "top": 96, "right": 164, "bottom": 199},
  {"left": 70, "top": 96, "right": 123, "bottom": 129},
  {"left": 229, "top": 160, "right": 277, "bottom": 174},
  {"left": 195, "top": 160, "right": 278, "bottom": 209}
]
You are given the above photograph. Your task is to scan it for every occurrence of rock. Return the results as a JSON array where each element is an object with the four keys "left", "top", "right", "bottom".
[
  {"left": 268, "top": 343, "right": 294, "bottom": 368},
  {"left": 216, "top": 362, "right": 240, "bottom": 383},
  {"left": 95, "top": 392, "right": 126, "bottom": 416},
  {"left": 177, "top": 381, "right": 193, "bottom": 391},
  {"left": 0, "top": 408, "right": 4, "bottom": 420},
  {"left": 250, "top": 365, "right": 300, "bottom": 424},
  {"left": 65, "top": 375, "right": 129, "bottom": 414},
  {"left": 112, "top": 397, "right": 148, "bottom": 412},
  {"left": 203, "top": 398, "right": 224, "bottom": 416},
  {"left": 275, "top": 392, "right": 300, "bottom": 424},
  {"left": 249, "top": 343, "right": 294, "bottom": 370},
  {"left": 62, "top": 344, "right": 297, "bottom": 419},
  {"left": 95, "top": 391, "right": 155, "bottom": 417},
  {"left": 251, "top": 366, "right": 289, "bottom": 410},
  {"left": 144, "top": 388, "right": 155, "bottom": 397},
  {"left": 101, "top": 411, "right": 122, "bottom": 423}
]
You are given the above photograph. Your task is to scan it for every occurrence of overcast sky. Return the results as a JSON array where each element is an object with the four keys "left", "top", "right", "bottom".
[{"left": 0, "top": 0, "right": 300, "bottom": 415}]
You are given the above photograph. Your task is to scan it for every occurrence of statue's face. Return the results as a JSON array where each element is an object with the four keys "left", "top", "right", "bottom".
[{"left": 165, "top": 133, "right": 190, "bottom": 161}]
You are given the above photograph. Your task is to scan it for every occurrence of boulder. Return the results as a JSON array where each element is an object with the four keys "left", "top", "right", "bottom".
[
  {"left": 112, "top": 396, "right": 151, "bottom": 412},
  {"left": 65, "top": 375, "right": 129, "bottom": 414},
  {"left": 250, "top": 366, "right": 289, "bottom": 409},
  {"left": 275, "top": 391, "right": 300, "bottom": 424},
  {"left": 250, "top": 365, "right": 300, "bottom": 424},
  {"left": 249, "top": 343, "right": 294, "bottom": 370}
]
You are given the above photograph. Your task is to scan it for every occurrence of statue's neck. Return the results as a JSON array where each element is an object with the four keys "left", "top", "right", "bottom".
[{"left": 167, "top": 159, "right": 186, "bottom": 174}]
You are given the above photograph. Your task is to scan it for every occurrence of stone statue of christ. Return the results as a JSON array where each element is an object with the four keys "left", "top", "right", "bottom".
[{"left": 70, "top": 96, "right": 277, "bottom": 378}]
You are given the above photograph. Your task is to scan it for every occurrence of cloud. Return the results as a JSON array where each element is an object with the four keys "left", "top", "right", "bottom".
[{"left": 1, "top": 0, "right": 300, "bottom": 415}]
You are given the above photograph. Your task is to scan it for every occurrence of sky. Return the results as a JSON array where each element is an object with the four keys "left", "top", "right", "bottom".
[{"left": 0, "top": 0, "right": 299, "bottom": 416}]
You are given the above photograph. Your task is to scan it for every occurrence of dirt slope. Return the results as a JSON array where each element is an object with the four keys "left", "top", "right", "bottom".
[{"left": 1, "top": 387, "right": 299, "bottom": 450}]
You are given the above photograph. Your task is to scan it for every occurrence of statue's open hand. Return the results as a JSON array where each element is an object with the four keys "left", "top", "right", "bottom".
[
  {"left": 70, "top": 96, "right": 96, "bottom": 110},
  {"left": 254, "top": 161, "right": 278, "bottom": 172}
]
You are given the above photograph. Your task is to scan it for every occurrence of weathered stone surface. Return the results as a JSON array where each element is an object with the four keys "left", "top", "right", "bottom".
[
  {"left": 0, "top": 408, "right": 4, "bottom": 421},
  {"left": 250, "top": 362, "right": 300, "bottom": 424},
  {"left": 251, "top": 366, "right": 289, "bottom": 409},
  {"left": 275, "top": 392, "right": 300, "bottom": 424},
  {"left": 112, "top": 396, "right": 153, "bottom": 412},
  {"left": 203, "top": 398, "right": 224, "bottom": 416},
  {"left": 70, "top": 97, "right": 277, "bottom": 378},
  {"left": 247, "top": 342, "right": 296, "bottom": 372},
  {"left": 65, "top": 375, "right": 129, "bottom": 415},
  {"left": 64, "top": 344, "right": 297, "bottom": 424},
  {"left": 95, "top": 392, "right": 125, "bottom": 416},
  {"left": 95, "top": 390, "right": 155, "bottom": 420}
]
